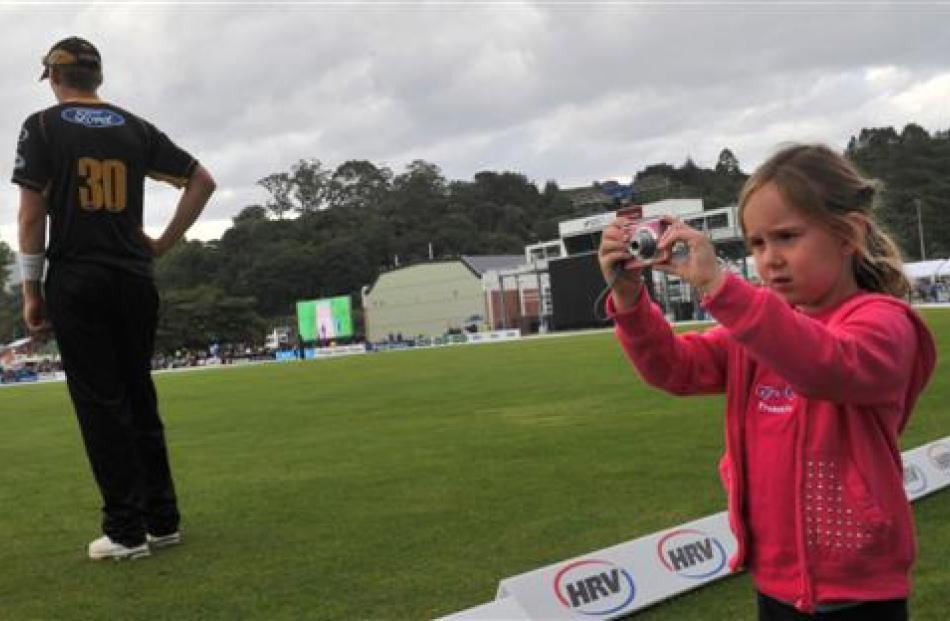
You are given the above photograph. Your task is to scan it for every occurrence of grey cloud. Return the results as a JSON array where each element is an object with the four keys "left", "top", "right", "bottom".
[{"left": 1, "top": 4, "right": 949, "bottom": 245}]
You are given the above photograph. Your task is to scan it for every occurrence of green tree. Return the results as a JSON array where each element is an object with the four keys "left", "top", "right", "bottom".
[
  {"left": 156, "top": 285, "right": 265, "bottom": 352},
  {"left": 715, "top": 148, "right": 741, "bottom": 175},
  {"left": 154, "top": 239, "right": 219, "bottom": 293},
  {"left": 290, "top": 159, "right": 331, "bottom": 213},
  {"left": 0, "top": 241, "right": 14, "bottom": 288},
  {"left": 901, "top": 123, "right": 929, "bottom": 142},
  {"left": 232, "top": 241, "right": 327, "bottom": 317},
  {"left": 327, "top": 160, "right": 392, "bottom": 210},
  {"left": 849, "top": 125, "right": 950, "bottom": 260},
  {"left": 0, "top": 242, "right": 21, "bottom": 343},
  {"left": 258, "top": 172, "right": 295, "bottom": 219},
  {"left": 233, "top": 204, "right": 269, "bottom": 224},
  {"left": 384, "top": 160, "right": 450, "bottom": 264},
  {"left": 216, "top": 215, "right": 298, "bottom": 300}
]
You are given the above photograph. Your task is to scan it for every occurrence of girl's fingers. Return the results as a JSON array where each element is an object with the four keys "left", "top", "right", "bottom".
[
  {"left": 603, "top": 222, "right": 630, "bottom": 242},
  {"left": 602, "top": 251, "right": 631, "bottom": 269},
  {"left": 599, "top": 244, "right": 628, "bottom": 261},
  {"left": 657, "top": 221, "right": 683, "bottom": 248},
  {"left": 659, "top": 221, "right": 693, "bottom": 249}
]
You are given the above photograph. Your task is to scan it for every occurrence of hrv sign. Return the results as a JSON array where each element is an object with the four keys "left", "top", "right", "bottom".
[
  {"left": 490, "top": 513, "right": 735, "bottom": 620},
  {"left": 657, "top": 529, "right": 727, "bottom": 579},
  {"left": 553, "top": 560, "right": 636, "bottom": 615},
  {"left": 442, "top": 436, "right": 950, "bottom": 620}
]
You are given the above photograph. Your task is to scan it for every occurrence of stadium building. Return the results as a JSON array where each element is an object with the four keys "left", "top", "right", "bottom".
[
  {"left": 361, "top": 255, "right": 523, "bottom": 343},
  {"left": 360, "top": 199, "right": 753, "bottom": 341},
  {"left": 481, "top": 198, "right": 748, "bottom": 332}
]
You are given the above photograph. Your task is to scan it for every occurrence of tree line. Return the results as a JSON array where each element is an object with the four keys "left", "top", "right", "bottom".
[
  {"left": 847, "top": 124, "right": 950, "bottom": 261},
  {"left": 0, "top": 123, "right": 947, "bottom": 351}
]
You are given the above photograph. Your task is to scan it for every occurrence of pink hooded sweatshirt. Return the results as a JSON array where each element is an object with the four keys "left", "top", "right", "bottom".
[{"left": 608, "top": 273, "right": 936, "bottom": 613}]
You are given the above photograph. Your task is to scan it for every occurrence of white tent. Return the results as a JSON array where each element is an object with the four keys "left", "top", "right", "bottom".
[
  {"left": 727, "top": 257, "right": 950, "bottom": 284},
  {"left": 904, "top": 259, "right": 950, "bottom": 281},
  {"left": 0, "top": 337, "right": 32, "bottom": 353}
]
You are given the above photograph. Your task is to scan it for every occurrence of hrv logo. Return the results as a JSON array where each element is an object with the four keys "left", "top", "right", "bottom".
[
  {"left": 553, "top": 559, "right": 636, "bottom": 616},
  {"left": 927, "top": 443, "right": 950, "bottom": 473},
  {"left": 657, "top": 529, "right": 727, "bottom": 579},
  {"left": 903, "top": 464, "right": 927, "bottom": 496}
]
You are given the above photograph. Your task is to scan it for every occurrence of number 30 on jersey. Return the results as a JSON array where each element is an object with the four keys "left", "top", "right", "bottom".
[{"left": 78, "top": 157, "right": 127, "bottom": 212}]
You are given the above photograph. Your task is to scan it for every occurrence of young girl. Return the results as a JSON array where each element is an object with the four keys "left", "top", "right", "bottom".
[{"left": 598, "top": 144, "right": 936, "bottom": 620}]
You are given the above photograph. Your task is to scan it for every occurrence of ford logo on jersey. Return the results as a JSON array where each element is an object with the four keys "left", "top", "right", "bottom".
[{"left": 61, "top": 107, "right": 125, "bottom": 128}]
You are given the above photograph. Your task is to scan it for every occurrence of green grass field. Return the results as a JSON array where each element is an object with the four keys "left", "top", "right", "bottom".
[{"left": 1, "top": 309, "right": 948, "bottom": 620}]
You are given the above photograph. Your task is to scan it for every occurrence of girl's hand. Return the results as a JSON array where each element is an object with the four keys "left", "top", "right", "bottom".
[
  {"left": 655, "top": 218, "right": 725, "bottom": 297},
  {"left": 598, "top": 218, "right": 643, "bottom": 311}
]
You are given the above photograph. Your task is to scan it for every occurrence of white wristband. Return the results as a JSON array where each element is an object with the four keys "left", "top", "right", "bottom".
[{"left": 18, "top": 253, "right": 45, "bottom": 282}]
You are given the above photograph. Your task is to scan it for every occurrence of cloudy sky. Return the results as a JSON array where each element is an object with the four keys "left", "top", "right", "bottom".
[{"left": 1, "top": 1, "right": 948, "bottom": 248}]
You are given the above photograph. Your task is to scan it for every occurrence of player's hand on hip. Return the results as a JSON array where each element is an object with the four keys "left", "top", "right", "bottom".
[{"left": 139, "top": 229, "right": 166, "bottom": 257}]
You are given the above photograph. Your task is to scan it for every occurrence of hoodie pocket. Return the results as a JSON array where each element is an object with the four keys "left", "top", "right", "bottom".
[{"left": 803, "top": 456, "right": 890, "bottom": 558}]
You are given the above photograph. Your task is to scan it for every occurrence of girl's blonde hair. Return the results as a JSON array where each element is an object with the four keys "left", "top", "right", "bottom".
[{"left": 738, "top": 143, "right": 910, "bottom": 298}]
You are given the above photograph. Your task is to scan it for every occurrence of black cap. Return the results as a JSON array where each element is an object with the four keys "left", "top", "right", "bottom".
[{"left": 40, "top": 37, "right": 101, "bottom": 81}]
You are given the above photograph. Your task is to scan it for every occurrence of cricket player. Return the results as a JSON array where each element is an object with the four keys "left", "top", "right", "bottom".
[{"left": 12, "top": 37, "right": 216, "bottom": 560}]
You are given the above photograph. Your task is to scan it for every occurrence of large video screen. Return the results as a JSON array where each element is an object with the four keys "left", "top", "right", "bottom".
[
  {"left": 548, "top": 253, "right": 611, "bottom": 331},
  {"left": 296, "top": 296, "right": 354, "bottom": 341}
]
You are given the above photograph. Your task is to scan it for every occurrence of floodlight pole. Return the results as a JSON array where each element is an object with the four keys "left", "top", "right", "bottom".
[
  {"left": 498, "top": 274, "right": 507, "bottom": 329},
  {"left": 915, "top": 198, "right": 926, "bottom": 262}
]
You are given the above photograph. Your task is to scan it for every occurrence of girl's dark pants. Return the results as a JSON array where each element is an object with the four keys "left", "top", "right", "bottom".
[{"left": 757, "top": 592, "right": 908, "bottom": 621}]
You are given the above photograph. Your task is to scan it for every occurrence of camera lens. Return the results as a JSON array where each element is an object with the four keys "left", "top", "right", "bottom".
[{"left": 629, "top": 228, "right": 658, "bottom": 259}]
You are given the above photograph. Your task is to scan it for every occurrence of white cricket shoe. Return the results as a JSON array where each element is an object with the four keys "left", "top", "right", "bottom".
[
  {"left": 146, "top": 531, "right": 182, "bottom": 550},
  {"left": 87, "top": 535, "right": 150, "bottom": 561}
]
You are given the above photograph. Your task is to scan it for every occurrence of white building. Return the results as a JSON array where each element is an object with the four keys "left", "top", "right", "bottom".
[{"left": 485, "top": 199, "right": 750, "bottom": 329}]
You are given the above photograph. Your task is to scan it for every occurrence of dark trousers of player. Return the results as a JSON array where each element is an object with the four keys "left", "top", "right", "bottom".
[
  {"left": 757, "top": 592, "right": 908, "bottom": 621},
  {"left": 45, "top": 262, "right": 179, "bottom": 547}
]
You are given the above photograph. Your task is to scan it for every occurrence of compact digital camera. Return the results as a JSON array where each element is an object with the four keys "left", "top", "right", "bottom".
[{"left": 623, "top": 216, "right": 671, "bottom": 268}]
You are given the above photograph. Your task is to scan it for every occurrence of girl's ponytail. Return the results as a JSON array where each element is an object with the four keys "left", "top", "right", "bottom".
[{"left": 854, "top": 218, "right": 911, "bottom": 298}]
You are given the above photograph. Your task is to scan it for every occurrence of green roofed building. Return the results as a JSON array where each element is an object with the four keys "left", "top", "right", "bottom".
[{"left": 362, "top": 255, "right": 523, "bottom": 343}]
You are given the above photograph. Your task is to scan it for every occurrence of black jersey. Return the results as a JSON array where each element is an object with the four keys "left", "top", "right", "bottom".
[{"left": 11, "top": 100, "right": 197, "bottom": 277}]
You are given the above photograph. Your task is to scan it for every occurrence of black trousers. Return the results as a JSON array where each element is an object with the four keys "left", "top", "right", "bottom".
[
  {"left": 757, "top": 592, "right": 908, "bottom": 621},
  {"left": 46, "top": 262, "right": 179, "bottom": 547}
]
